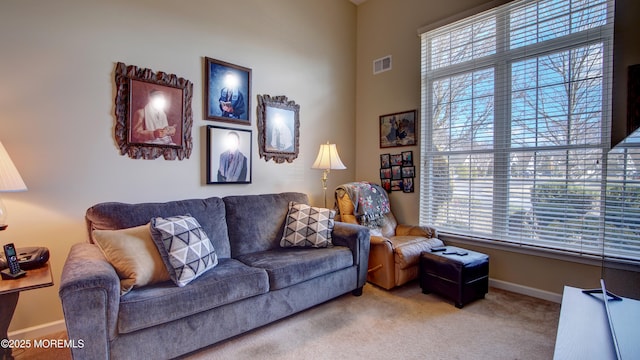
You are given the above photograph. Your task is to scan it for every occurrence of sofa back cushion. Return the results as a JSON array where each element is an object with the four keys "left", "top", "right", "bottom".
[
  {"left": 86, "top": 197, "right": 231, "bottom": 258},
  {"left": 223, "top": 192, "right": 309, "bottom": 257}
]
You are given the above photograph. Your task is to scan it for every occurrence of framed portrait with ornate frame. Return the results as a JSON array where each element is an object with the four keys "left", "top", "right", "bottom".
[
  {"left": 206, "top": 125, "right": 252, "bottom": 184},
  {"left": 114, "top": 62, "right": 193, "bottom": 160},
  {"left": 204, "top": 57, "right": 251, "bottom": 125},
  {"left": 257, "top": 94, "right": 300, "bottom": 163}
]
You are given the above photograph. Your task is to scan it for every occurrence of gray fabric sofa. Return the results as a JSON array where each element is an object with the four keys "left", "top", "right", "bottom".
[{"left": 59, "top": 192, "right": 370, "bottom": 360}]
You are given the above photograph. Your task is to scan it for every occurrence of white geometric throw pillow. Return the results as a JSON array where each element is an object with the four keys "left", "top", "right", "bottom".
[
  {"left": 150, "top": 215, "right": 218, "bottom": 287},
  {"left": 280, "top": 202, "right": 335, "bottom": 248}
]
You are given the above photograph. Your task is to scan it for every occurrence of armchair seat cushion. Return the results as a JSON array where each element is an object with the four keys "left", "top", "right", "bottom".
[
  {"left": 236, "top": 247, "right": 353, "bottom": 290},
  {"left": 117, "top": 258, "right": 268, "bottom": 334},
  {"left": 392, "top": 236, "right": 444, "bottom": 269}
]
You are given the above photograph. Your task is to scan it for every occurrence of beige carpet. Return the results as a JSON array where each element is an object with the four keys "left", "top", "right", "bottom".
[
  {"left": 15, "top": 283, "right": 560, "bottom": 360},
  {"left": 182, "top": 283, "right": 560, "bottom": 360}
]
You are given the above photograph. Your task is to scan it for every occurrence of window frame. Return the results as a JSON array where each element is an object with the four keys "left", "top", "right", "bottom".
[{"left": 419, "top": 0, "right": 620, "bottom": 262}]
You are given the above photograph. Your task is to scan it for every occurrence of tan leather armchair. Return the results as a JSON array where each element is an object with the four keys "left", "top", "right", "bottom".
[{"left": 335, "top": 182, "right": 443, "bottom": 290}]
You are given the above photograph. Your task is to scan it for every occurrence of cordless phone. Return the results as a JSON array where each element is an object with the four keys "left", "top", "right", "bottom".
[{"left": 1, "top": 243, "right": 26, "bottom": 279}]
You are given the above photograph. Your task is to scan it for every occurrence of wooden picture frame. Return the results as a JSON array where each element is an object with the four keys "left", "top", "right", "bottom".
[
  {"left": 114, "top": 62, "right": 193, "bottom": 160},
  {"left": 381, "top": 178, "right": 391, "bottom": 192},
  {"left": 402, "top": 178, "right": 414, "bottom": 193},
  {"left": 206, "top": 125, "right": 252, "bottom": 184},
  {"left": 392, "top": 165, "right": 402, "bottom": 180},
  {"left": 379, "top": 110, "right": 417, "bottom": 148},
  {"left": 257, "top": 95, "right": 300, "bottom": 163},
  {"left": 204, "top": 57, "right": 251, "bottom": 125},
  {"left": 390, "top": 154, "right": 403, "bottom": 166},
  {"left": 401, "top": 166, "right": 415, "bottom": 178},
  {"left": 380, "top": 168, "right": 392, "bottom": 179},
  {"left": 391, "top": 180, "right": 403, "bottom": 191},
  {"left": 402, "top": 150, "right": 413, "bottom": 166},
  {"left": 380, "top": 153, "right": 391, "bottom": 168}
]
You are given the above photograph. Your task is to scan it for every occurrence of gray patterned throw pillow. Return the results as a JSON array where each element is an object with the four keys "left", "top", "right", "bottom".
[
  {"left": 150, "top": 215, "right": 218, "bottom": 287},
  {"left": 280, "top": 202, "right": 336, "bottom": 248}
]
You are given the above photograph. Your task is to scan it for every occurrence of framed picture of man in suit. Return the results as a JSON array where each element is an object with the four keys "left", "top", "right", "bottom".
[{"left": 206, "top": 125, "right": 252, "bottom": 184}]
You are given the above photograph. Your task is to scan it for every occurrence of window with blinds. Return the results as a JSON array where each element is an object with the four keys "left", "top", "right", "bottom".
[{"left": 419, "top": 0, "right": 624, "bottom": 260}]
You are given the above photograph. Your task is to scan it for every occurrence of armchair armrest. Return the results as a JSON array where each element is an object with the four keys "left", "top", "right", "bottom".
[
  {"left": 370, "top": 234, "right": 391, "bottom": 246},
  {"left": 332, "top": 222, "right": 371, "bottom": 289},
  {"left": 59, "top": 243, "right": 120, "bottom": 360},
  {"left": 395, "top": 224, "right": 438, "bottom": 238}
]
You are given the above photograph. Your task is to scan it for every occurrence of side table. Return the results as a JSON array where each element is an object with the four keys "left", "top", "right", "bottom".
[{"left": 0, "top": 263, "right": 53, "bottom": 360}]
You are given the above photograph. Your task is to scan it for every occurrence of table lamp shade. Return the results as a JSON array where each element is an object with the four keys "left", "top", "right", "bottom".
[
  {"left": 0, "top": 141, "right": 27, "bottom": 192},
  {"left": 312, "top": 143, "right": 346, "bottom": 170}
]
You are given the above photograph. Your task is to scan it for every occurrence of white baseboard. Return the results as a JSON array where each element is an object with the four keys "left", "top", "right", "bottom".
[
  {"left": 8, "top": 319, "right": 66, "bottom": 340},
  {"left": 490, "top": 278, "right": 562, "bottom": 303}
]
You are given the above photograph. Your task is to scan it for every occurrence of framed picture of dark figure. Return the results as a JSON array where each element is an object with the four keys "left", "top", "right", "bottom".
[
  {"left": 206, "top": 125, "right": 252, "bottom": 184},
  {"left": 379, "top": 110, "right": 417, "bottom": 148},
  {"left": 114, "top": 62, "right": 193, "bottom": 160},
  {"left": 205, "top": 57, "right": 251, "bottom": 125}
]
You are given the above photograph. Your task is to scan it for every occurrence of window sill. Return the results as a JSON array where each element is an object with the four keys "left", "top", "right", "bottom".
[{"left": 437, "top": 232, "right": 640, "bottom": 272}]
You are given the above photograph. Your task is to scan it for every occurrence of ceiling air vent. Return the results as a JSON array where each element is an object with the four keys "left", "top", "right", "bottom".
[{"left": 373, "top": 55, "right": 392, "bottom": 75}]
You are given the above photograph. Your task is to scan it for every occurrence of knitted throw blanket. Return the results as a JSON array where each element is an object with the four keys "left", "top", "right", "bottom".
[{"left": 335, "top": 182, "right": 390, "bottom": 228}]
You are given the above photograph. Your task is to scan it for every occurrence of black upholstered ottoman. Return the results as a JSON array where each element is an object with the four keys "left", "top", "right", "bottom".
[{"left": 419, "top": 246, "right": 489, "bottom": 308}]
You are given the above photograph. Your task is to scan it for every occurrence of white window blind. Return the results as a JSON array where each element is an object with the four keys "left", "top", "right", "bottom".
[{"left": 419, "top": 0, "right": 623, "bottom": 260}]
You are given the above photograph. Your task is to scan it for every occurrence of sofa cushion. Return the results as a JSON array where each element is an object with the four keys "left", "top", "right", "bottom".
[
  {"left": 151, "top": 215, "right": 218, "bottom": 287},
  {"left": 235, "top": 246, "right": 353, "bottom": 290},
  {"left": 86, "top": 197, "right": 231, "bottom": 258},
  {"left": 280, "top": 202, "right": 335, "bottom": 248},
  {"left": 117, "top": 258, "right": 269, "bottom": 334},
  {"left": 224, "top": 192, "right": 309, "bottom": 257},
  {"left": 92, "top": 223, "right": 170, "bottom": 295}
]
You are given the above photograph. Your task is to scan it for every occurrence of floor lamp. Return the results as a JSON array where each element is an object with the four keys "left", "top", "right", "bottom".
[
  {"left": 0, "top": 141, "right": 28, "bottom": 231},
  {"left": 312, "top": 142, "right": 346, "bottom": 208}
]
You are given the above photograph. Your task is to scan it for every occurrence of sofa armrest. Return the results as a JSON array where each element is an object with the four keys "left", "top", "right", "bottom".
[
  {"left": 395, "top": 224, "right": 438, "bottom": 238},
  {"left": 59, "top": 243, "right": 120, "bottom": 360},
  {"left": 332, "top": 222, "right": 370, "bottom": 289}
]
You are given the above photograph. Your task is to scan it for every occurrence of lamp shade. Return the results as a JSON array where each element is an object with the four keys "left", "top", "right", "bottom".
[
  {"left": 312, "top": 143, "right": 346, "bottom": 170},
  {"left": 0, "top": 141, "right": 27, "bottom": 192}
]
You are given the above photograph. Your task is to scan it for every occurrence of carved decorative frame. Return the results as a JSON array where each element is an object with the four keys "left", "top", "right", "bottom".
[
  {"left": 257, "top": 95, "right": 300, "bottom": 163},
  {"left": 114, "top": 62, "right": 193, "bottom": 160}
]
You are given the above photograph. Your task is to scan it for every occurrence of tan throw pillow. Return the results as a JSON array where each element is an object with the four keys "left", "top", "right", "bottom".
[{"left": 93, "top": 223, "right": 170, "bottom": 295}]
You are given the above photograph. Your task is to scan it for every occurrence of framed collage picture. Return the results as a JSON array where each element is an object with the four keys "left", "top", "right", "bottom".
[{"left": 380, "top": 150, "right": 415, "bottom": 193}]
